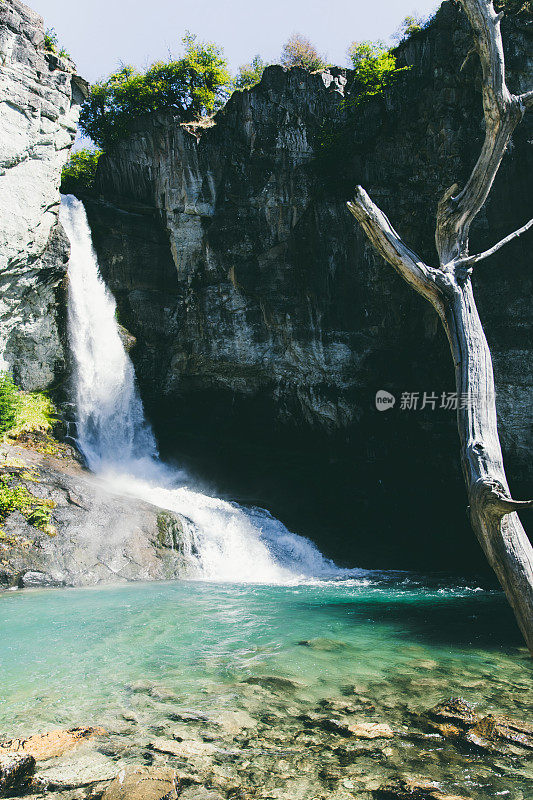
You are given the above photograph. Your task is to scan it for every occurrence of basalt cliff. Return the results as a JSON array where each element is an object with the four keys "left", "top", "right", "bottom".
[
  {"left": 83, "top": 2, "right": 532, "bottom": 570},
  {"left": 1, "top": 0, "right": 531, "bottom": 572}
]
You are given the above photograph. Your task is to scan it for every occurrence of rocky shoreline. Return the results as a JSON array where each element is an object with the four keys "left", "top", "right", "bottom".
[
  {"left": 0, "top": 434, "right": 192, "bottom": 589},
  {"left": 1, "top": 692, "right": 531, "bottom": 800}
]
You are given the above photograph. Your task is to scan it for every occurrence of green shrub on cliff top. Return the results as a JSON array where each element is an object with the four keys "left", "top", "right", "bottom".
[
  {"left": 79, "top": 33, "right": 231, "bottom": 149},
  {"left": 347, "top": 41, "right": 405, "bottom": 99},
  {"left": 61, "top": 148, "right": 103, "bottom": 195},
  {"left": 234, "top": 55, "right": 268, "bottom": 91},
  {"left": 280, "top": 33, "right": 326, "bottom": 72}
]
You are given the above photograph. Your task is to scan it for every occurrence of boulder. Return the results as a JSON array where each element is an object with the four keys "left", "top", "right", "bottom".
[
  {"left": 423, "top": 699, "right": 533, "bottom": 754},
  {"left": 0, "top": 726, "right": 107, "bottom": 760},
  {"left": 0, "top": 750, "right": 35, "bottom": 795},
  {"left": 374, "top": 778, "right": 471, "bottom": 800},
  {"left": 101, "top": 766, "right": 179, "bottom": 800}
]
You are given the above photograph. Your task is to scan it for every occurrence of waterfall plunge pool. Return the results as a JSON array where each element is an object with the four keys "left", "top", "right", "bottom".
[{"left": 1, "top": 578, "right": 531, "bottom": 799}]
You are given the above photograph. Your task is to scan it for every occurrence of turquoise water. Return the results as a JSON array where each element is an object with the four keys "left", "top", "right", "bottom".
[{"left": 1, "top": 579, "right": 531, "bottom": 798}]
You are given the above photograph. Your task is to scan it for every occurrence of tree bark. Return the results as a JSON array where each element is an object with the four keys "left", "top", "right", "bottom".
[{"left": 346, "top": 0, "right": 533, "bottom": 652}]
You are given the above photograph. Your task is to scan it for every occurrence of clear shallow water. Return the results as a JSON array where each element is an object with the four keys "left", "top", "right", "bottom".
[{"left": 1, "top": 579, "right": 531, "bottom": 799}]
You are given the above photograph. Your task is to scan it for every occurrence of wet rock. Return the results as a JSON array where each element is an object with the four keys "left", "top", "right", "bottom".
[
  {"left": 374, "top": 777, "right": 472, "bottom": 800},
  {"left": 298, "top": 638, "right": 348, "bottom": 651},
  {"left": 425, "top": 699, "right": 477, "bottom": 729},
  {"left": 423, "top": 699, "right": 533, "bottom": 754},
  {"left": 243, "top": 676, "right": 301, "bottom": 692},
  {"left": 149, "top": 738, "right": 217, "bottom": 758},
  {"left": 101, "top": 766, "right": 179, "bottom": 800},
  {"left": 179, "top": 789, "right": 225, "bottom": 800},
  {"left": 301, "top": 713, "right": 393, "bottom": 739},
  {"left": 0, "top": 440, "right": 194, "bottom": 588},
  {"left": 0, "top": 727, "right": 107, "bottom": 760},
  {"left": 0, "top": 750, "right": 35, "bottom": 795},
  {"left": 318, "top": 697, "right": 375, "bottom": 714},
  {"left": 348, "top": 722, "right": 394, "bottom": 740},
  {"left": 35, "top": 750, "right": 118, "bottom": 789}
]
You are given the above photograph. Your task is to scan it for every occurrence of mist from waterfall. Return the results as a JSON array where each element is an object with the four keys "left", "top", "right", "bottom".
[{"left": 60, "top": 194, "right": 366, "bottom": 584}]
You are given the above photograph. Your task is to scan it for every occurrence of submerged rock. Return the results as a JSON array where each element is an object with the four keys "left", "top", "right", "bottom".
[
  {"left": 35, "top": 750, "right": 118, "bottom": 790},
  {"left": 243, "top": 675, "right": 301, "bottom": 692},
  {"left": 102, "top": 766, "right": 179, "bottom": 800},
  {"left": 375, "top": 778, "right": 472, "bottom": 800},
  {"left": 422, "top": 699, "right": 533, "bottom": 755},
  {"left": 149, "top": 738, "right": 217, "bottom": 758},
  {"left": 298, "top": 638, "right": 348, "bottom": 651}
]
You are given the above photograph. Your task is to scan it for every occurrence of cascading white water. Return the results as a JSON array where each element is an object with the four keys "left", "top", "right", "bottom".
[
  {"left": 60, "top": 194, "right": 365, "bottom": 584},
  {"left": 61, "top": 195, "right": 157, "bottom": 472}
]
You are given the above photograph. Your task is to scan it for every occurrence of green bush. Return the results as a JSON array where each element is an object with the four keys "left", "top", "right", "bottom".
[
  {"left": 0, "top": 372, "right": 56, "bottom": 439},
  {"left": 0, "top": 475, "right": 56, "bottom": 535},
  {"left": 316, "top": 40, "right": 410, "bottom": 184},
  {"left": 234, "top": 55, "right": 268, "bottom": 91},
  {"left": 392, "top": 14, "right": 427, "bottom": 44},
  {"left": 43, "top": 27, "right": 58, "bottom": 53},
  {"left": 280, "top": 33, "right": 326, "bottom": 72},
  {"left": 347, "top": 41, "right": 406, "bottom": 100},
  {"left": 43, "top": 27, "right": 70, "bottom": 59},
  {"left": 0, "top": 373, "right": 19, "bottom": 436},
  {"left": 79, "top": 33, "right": 231, "bottom": 149},
  {"left": 61, "top": 148, "right": 103, "bottom": 195}
]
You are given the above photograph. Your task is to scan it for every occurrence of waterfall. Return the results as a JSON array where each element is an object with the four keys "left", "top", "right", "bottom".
[
  {"left": 60, "top": 195, "right": 157, "bottom": 473},
  {"left": 60, "top": 194, "right": 364, "bottom": 584}
]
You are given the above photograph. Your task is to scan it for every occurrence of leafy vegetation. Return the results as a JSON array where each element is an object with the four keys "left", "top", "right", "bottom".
[
  {"left": 280, "top": 33, "right": 326, "bottom": 72},
  {"left": 347, "top": 41, "right": 406, "bottom": 100},
  {"left": 0, "top": 372, "right": 55, "bottom": 440},
  {"left": 0, "top": 474, "right": 56, "bottom": 536},
  {"left": 234, "top": 55, "right": 268, "bottom": 91},
  {"left": 0, "top": 373, "right": 18, "bottom": 436},
  {"left": 43, "top": 27, "right": 70, "bottom": 59},
  {"left": 0, "top": 374, "right": 60, "bottom": 536},
  {"left": 61, "top": 148, "right": 103, "bottom": 195},
  {"left": 315, "top": 40, "right": 410, "bottom": 186},
  {"left": 79, "top": 33, "right": 231, "bottom": 149},
  {"left": 392, "top": 14, "right": 427, "bottom": 43}
]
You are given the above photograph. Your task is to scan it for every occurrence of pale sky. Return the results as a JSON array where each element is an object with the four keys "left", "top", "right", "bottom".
[{"left": 30, "top": 0, "right": 440, "bottom": 83}]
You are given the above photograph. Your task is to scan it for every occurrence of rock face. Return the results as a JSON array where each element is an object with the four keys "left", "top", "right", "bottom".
[
  {"left": 0, "top": 0, "right": 87, "bottom": 389},
  {"left": 0, "top": 439, "right": 196, "bottom": 588},
  {"left": 84, "top": 1, "right": 532, "bottom": 570}
]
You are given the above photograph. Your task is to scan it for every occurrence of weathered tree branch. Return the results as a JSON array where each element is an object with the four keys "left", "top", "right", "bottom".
[
  {"left": 435, "top": 0, "right": 526, "bottom": 265},
  {"left": 346, "top": 0, "right": 533, "bottom": 653},
  {"left": 452, "top": 217, "right": 533, "bottom": 268},
  {"left": 519, "top": 89, "right": 533, "bottom": 109}
]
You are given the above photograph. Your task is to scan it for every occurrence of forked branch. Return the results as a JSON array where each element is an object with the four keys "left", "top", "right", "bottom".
[
  {"left": 452, "top": 217, "right": 533, "bottom": 268},
  {"left": 435, "top": 0, "right": 529, "bottom": 264}
]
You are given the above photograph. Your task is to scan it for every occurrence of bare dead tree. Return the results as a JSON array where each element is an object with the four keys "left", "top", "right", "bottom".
[{"left": 347, "top": 0, "right": 533, "bottom": 653}]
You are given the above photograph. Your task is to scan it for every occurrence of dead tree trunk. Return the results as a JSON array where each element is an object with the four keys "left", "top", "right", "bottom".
[{"left": 347, "top": 0, "right": 533, "bottom": 652}]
